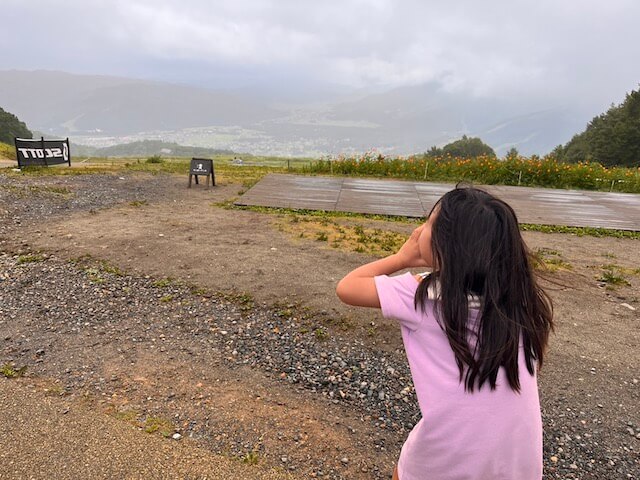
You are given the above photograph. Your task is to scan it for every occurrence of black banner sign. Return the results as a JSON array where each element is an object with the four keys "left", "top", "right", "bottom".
[{"left": 14, "top": 137, "right": 71, "bottom": 168}]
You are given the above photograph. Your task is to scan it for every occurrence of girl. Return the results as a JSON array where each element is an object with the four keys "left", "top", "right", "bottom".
[{"left": 336, "top": 185, "right": 553, "bottom": 480}]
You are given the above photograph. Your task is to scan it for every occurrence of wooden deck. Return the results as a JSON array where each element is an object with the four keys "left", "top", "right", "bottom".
[{"left": 235, "top": 174, "right": 640, "bottom": 231}]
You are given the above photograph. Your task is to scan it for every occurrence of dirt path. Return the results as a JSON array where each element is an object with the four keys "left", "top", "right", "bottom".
[
  {"left": 1, "top": 171, "right": 639, "bottom": 479},
  {"left": 0, "top": 379, "right": 297, "bottom": 480}
]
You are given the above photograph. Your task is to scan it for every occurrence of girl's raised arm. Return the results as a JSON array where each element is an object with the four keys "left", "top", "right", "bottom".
[{"left": 336, "top": 225, "right": 429, "bottom": 308}]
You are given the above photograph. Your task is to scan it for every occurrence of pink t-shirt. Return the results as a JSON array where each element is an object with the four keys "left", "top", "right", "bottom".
[{"left": 374, "top": 272, "right": 542, "bottom": 480}]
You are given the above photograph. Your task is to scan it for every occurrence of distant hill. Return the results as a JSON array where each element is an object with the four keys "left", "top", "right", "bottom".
[
  {"left": 75, "top": 140, "right": 233, "bottom": 158},
  {"left": 0, "top": 70, "right": 599, "bottom": 157},
  {"left": 0, "top": 70, "right": 280, "bottom": 135}
]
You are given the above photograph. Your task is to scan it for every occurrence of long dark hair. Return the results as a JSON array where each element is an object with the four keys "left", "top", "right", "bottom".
[{"left": 415, "top": 185, "right": 553, "bottom": 392}]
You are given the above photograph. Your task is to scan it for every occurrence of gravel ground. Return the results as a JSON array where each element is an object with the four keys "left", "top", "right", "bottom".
[
  {"left": 1, "top": 171, "right": 638, "bottom": 479},
  {"left": 0, "top": 172, "right": 174, "bottom": 235},
  {"left": 0, "top": 251, "right": 412, "bottom": 478}
]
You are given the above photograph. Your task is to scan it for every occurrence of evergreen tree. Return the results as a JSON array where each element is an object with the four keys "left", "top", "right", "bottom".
[
  {"left": 441, "top": 135, "right": 496, "bottom": 158},
  {"left": 561, "top": 86, "right": 640, "bottom": 167},
  {"left": 0, "top": 107, "right": 32, "bottom": 144}
]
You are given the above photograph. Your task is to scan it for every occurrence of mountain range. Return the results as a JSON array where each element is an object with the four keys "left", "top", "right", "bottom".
[{"left": 0, "top": 70, "right": 595, "bottom": 156}]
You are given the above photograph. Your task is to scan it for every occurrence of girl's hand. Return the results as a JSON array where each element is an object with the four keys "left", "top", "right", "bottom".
[{"left": 397, "top": 225, "right": 430, "bottom": 268}]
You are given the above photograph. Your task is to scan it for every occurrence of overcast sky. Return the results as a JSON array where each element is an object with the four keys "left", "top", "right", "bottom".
[{"left": 2, "top": 0, "right": 639, "bottom": 111}]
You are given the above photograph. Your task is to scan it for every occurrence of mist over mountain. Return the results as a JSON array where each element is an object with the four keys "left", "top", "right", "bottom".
[{"left": 0, "top": 70, "right": 592, "bottom": 156}]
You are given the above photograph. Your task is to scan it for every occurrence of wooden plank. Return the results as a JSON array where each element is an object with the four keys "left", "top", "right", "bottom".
[{"left": 235, "top": 174, "right": 640, "bottom": 231}]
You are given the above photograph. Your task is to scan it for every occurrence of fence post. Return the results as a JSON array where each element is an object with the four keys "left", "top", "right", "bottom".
[
  {"left": 424, "top": 161, "right": 429, "bottom": 180},
  {"left": 518, "top": 170, "right": 522, "bottom": 186},
  {"left": 610, "top": 179, "right": 615, "bottom": 192},
  {"left": 330, "top": 159, "right": 333, "bottom": 174}
]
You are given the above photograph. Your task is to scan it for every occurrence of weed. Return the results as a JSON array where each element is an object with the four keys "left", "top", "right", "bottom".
[
  {"left": 160, "top": 294, "right": 174, "bottom": 303},
  {"left": 190, "top": 286, "right": 208, "bottom": 296},
  {"left": 114, "top": 409, "right": 139, "bottom": 423},
  {"left": 84, "top": 267, "right": 105, "bottom": 284},
  {"left": 325, "top": 316, "right": 355, "bottom": 331},
  {"left": 314, "top": 328, "right": 329, "bottom": 341},
  {"left": 0, "top": 363, "right": 27, "bottom": 378},
  {"left": 129, "top": 200, "right": 148, "bottom": 207},
  {"left": 316, "top": 231, "right": 328, "bottom": 241},
  {"left": 241, "top": 450, "right": 260, "bottom": 465},
  {"left": 598, "top": 268, "right": 631, "bottom": 287},
  {"left": 534, "top": 248, "right": 572, "bottom": 272},
  {"left": 143, "top": 416, "right": 174, "bottom": 437},
  {"left": 153, "top": 278, "right": 173, "bottom": 288},
  {"left": 220, "top": 292, "right": 255, "bottom": 311},
  {"left": 17, "top": 253, "right": 45, "bottom": 264},
  {"left": 98, "top": 260, "right": 124, "bottom": 276}
]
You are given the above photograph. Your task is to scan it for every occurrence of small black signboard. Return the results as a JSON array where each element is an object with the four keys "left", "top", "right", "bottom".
[
  {"left": 189, "top": 158, "right": 215, "bottom": 188},
  {"left": 14, "top": 137, "right": 71, "bottom": 168}
]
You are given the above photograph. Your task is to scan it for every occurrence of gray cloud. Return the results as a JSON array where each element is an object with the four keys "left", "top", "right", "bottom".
[{"left": 2, "top": 0, "right": 639, "bottom": 112}]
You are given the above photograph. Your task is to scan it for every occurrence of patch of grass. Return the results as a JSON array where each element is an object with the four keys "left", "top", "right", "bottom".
[
  {"left": 278, "top": 214, "right": 408, "bottom": 257},
  {"left": 229, "top": 204, "right": 640, "bottom": 240},
  {"left": 229, "top": 203, "right": 418, "bottom": 224},
  {"left": 323, "top": 315, "right": 355, "bottom": 332},
  {"left": 218, "top": 291, "right": 255, "bottom": 312},
  {"left": 533, "top": 248, "right": 572, "bottom": 272},
  {"left": 41, "top": 185, "right": 71, "bottom": 195},
  {"left": 241, "top": 450, "right": 260, "bottom": 465},
  {"left": 160, "top": 294, "right": 174, "bottom": 303},
  {"left": 83, "top": 267, "right": 105, "bottom": 284},
  {"left": 143, "top": 416, "right": 174, "bottom": 437},
  {"left": 97, "top": 260, "right": 124, "bottom": 276},
  {"left": 129, "top": 200, "right": 148, "bottom": 207},
  {"left": 72, "top": 256, "right": 124, "bottom": 279},
  {"left": 113, "top": 409, "right": 139, "bottom": 424},
  {"left": 190, "top": 286, "right": 208, "bottom": 296},
  {"left": 17, "top": 253, "right": 45, "bottom": 264},
  {"left": 153, "top": 278, "right": 174, "bottom": 288},
  {"left": 1, "top": 363, "right": 27, "bottom": 378},
  {"left": 0, "top": 141, "right": 16, "bottom": 160},
  {"left": 314, "top": 328, "right": 329, "bottom": 341},
  {"left": 598, "top": 267, "right": 631, "bottom": 287},
  {"left": 521, "top": 223, "right": 640, "bottom": 240},
  {"left": 146, "top": 155, "right": 164, "bottom": 164}
]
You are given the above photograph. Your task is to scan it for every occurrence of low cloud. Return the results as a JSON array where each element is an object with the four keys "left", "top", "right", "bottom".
[{"left": 2, "top": 0, "right": 639, "bottom": 111}]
